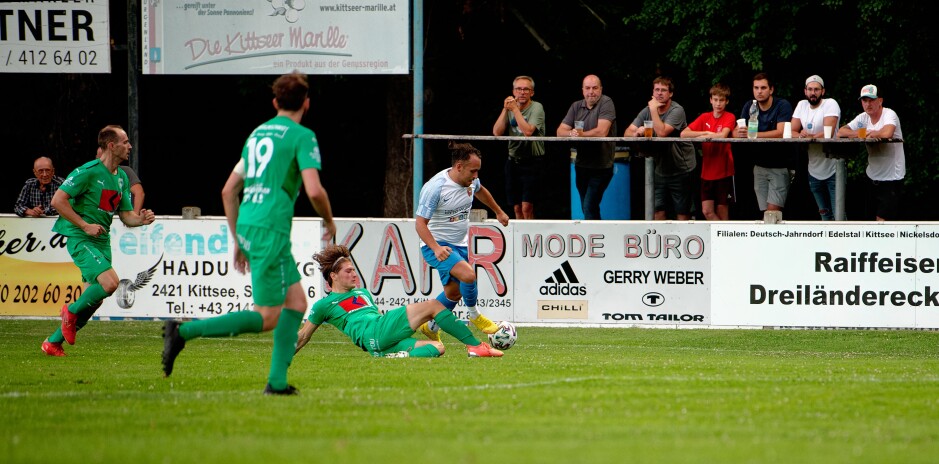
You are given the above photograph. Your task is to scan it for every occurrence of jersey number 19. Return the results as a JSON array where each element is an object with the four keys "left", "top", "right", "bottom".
[{"left": 244, "top": 137, "right": 274, "bottom": 204}]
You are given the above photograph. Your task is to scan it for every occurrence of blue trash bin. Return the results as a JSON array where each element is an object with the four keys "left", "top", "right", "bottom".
[{"left": 570, "top": 148, "right": 630, "bottom": 220}]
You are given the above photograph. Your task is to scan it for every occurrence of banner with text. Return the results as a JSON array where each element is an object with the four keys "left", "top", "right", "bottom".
[
  {"left": 0, "top": 216, "right": 322, "bottom": 319},
  {"left": 141, "top": 0, "right": 409, "bottom": 75},
  {"left": 513, "top": 221, "right": 711, "bottom": 326},
  {"left": 324, "top": 218, "right": 515, "bottom": 322},
  {"left": 0, "top": 0, "right": 111, "bottom": 73},
  {"left": 711, "top": 223, "right": 939, "bottom": 328},
  {"left": 4, "top": 216, "right": 939, "bottom": 329}
]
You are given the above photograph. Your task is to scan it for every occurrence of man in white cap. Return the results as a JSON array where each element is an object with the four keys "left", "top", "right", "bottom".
[
  {"left": 791, "top": 75, "right": 841, "bottom": 220},
  {"left": 837, "top": 84, "right": 905, "bottom": 221}
]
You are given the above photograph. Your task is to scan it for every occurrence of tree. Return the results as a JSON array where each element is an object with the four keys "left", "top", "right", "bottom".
[{"left": 621, "top": 0, "right": 939, "bottom": 219}]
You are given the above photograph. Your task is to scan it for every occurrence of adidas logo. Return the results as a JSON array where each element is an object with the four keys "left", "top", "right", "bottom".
[{"left": 540, "top": 260, "right": 587, "bottom": 296}]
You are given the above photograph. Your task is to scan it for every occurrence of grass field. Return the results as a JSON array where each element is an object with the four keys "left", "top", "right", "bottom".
[{"left": 2, "top": 319, "right": 938, "bottom": 464}]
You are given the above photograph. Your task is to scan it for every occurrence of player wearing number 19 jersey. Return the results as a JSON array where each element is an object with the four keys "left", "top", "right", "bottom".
[
  {"left": 162, "top": 72, "right": 336, "bottom": 395},
  {"left": 237, "top": 116, "right": 321, "bottom": 234}
]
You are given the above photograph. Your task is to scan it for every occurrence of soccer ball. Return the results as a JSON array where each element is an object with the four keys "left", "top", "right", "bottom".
[{"left": 488, "top": 321, "right": 517, "bottom": 350}]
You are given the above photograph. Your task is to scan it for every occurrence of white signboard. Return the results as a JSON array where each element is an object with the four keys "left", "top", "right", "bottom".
[
  {"left": 329, "top": 218, "right": 515, "bottom": 322},
  {"left": 513, "top": 221, "right": 711, "bottom": 326},
  {"left": 5, "top": 215, "right": 938, "bottom": 329},
  {"left": 711, "top": 223, "right": 939, "bottom": 328},
  {"left": 141, "top": 0, "right": 409, "bottom": 75},
  {"left": 0, "top": 216, "right": 322, "bottom": 319},
  {"left": 0, "top": 1, "right": 111, "bottom": 73},
  {"left": 100, "top": 218, "right": 323, "bottom": 319}
]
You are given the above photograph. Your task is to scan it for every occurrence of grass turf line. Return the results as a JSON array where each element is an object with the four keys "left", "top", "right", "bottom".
[{"left": 1, "top": 320, "right": 938, "bottom": 464}]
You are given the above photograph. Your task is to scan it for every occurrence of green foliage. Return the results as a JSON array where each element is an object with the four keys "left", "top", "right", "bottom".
[
  {"left": 3, "top": 320, "right": 939, "bottom": 463},
  {"left": 620, "top": 0, "right": 939, "bottom": 218}
]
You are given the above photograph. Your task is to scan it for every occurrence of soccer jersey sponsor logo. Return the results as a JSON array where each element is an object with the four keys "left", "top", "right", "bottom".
[
  {"left": 99, "top": 189, "right": 121, "bottom": 212},
  {"left": 337, "top": 295, "right": 370, "bottom": 313}
]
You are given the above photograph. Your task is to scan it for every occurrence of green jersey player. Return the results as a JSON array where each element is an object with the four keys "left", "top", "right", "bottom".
[
  {"left": 162, "top": 72, "right": 336, "bottom": 395},
  {"left": 294, "top": 245, "right": 503, "bottom": 358},
  {"left": 41, "top": 125, "right": 156, "bottom": 357}
]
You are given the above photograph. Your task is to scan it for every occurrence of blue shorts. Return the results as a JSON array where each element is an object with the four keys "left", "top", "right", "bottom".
[{"left": 421, "top": 242, "right": 468, "bottom": 286}]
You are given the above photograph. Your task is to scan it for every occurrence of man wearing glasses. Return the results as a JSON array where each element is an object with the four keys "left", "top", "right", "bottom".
[
  {"left": 492, "top": 75, "right": 546, "bottom": 219},
  {"left": 14, "top": 156, "right": 64, "bottom": 217}
]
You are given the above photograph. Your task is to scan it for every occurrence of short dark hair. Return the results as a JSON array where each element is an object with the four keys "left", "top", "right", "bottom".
[
  {"left": 272, "top": 71, "right": 309, "bottom": 111},
  {"left": 753, "top": 72, "right": 774, "bottom": 88},
  {"left": 448, "top": 141, "right": 481, "bottom": 165},
  {"left": 98, "top": 125, "right": 124, "bottom": 149}
]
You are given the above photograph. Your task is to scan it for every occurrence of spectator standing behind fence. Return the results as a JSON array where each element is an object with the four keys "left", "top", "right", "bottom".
[
  {"left": 557, "top": 74, "right": 616, "bottom": 220},
  {"left": 837, "top": 84, "right": 905, "bottom": 221},
  {"left": 733, "top": 72, "right": 794, "bottom": 216},
  {"left": 791, "top": 75, "right": 841, "bottom": 220},
  {"left": 680, "top": 83, "right": 737, "bottom": 220},
  {"left": 14, "top": 156, "right": 64, "bottom": 217},
  {"left": 625, "top": 76, "right": 697, "bottom": 220},
  {"left": 492, "top": 75, "right": 546, "bottom": 219}
]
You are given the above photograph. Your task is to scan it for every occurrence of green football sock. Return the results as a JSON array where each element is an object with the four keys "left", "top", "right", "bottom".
[
  {"left": 434, "top": 309, "right": 480, "bottom": 346},
  {"left": 179, "top": 311, "right": 264, "bottom": 340},
  {"left": 48, "top": 301, "right": 102, "bottom": 344},
  {"left": 68, "top": 283, "right": 109, "bottom": 314},
  {"left": 407, "top": 344, "right": 442, "bottom": 358},
  {"left": 268, "top": 309, "right": 303, "bottom": 390}
]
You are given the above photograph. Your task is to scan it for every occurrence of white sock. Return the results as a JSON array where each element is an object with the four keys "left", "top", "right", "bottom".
[
  {"left": 466, "top": 306, "right": 479, "bottom": 319},
  {"left": 427, "top": 320, "right": 439, "bottom": 333}
]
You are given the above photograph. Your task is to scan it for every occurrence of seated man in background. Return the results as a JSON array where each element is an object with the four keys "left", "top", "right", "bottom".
[{"left": 14, "top": 156, "right": 64, "bottom": 217}]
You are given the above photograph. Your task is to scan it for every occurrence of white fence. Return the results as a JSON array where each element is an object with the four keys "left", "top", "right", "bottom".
[{"left": 2, "top": 214, "right": 937, "bottom": 329}]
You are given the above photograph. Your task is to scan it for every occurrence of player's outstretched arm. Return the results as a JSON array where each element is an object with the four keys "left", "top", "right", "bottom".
[
  {"left": 295, "top": 321, "right": 320, "bottom": 354},
  {"left": 474, "top": 186, "right": 510, "bottom": 226}
]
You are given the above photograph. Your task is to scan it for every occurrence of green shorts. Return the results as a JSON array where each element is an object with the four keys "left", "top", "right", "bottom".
[
  {"left": 66, "top": 236, "right": 112, "bottom": 283},
  {"left": 237, "top": 225, "right": 301, "bottom": 307},
  {"left": 360, "top": 306, "right": 417, "bottom": 356}
]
